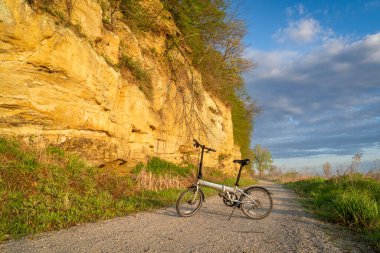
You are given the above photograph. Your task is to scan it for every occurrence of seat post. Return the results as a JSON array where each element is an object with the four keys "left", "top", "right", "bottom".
[
  {"left": 235, "top": 165, "right": 244, "bottom": 186},
  {"left": 197, "top": 145, "right": 205, "bottom": 179}
]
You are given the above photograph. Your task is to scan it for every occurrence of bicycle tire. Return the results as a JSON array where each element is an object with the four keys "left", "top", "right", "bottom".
[
  {"left": 176, "top": 187, "right": 203, "bottom": 217},
  {"left": 240, "top": 186, "right": 273, "bottom": 219}
]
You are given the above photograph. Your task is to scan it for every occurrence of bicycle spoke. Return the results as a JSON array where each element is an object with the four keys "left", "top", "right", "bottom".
[
  {"left": 176, "top": 188, "right": 203, "bottom": 217},
  {"left": 240, "top": 187, "right": 273, "bottom": 219}
]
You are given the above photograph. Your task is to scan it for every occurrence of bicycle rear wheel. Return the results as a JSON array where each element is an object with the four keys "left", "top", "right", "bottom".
[
  {"left": 240, "top": 186, "right": 273, "bottom": 219},
  {"left": 176, "top": 187, "right": 203, "bottom": 217}
]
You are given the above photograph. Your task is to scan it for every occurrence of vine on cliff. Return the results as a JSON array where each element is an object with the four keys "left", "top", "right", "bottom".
[{"left": 160, "top": 0, "right": 258, "bottom": 157}]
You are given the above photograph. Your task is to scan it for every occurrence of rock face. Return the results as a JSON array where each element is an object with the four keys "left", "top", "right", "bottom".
[{"left": 0, "top": 0, "right": 240, "bottom": 173}]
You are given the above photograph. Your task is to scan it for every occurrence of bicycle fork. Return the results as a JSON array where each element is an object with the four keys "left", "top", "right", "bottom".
[{"left": 190, "top": 185, "right": 200, "bottom": 204}]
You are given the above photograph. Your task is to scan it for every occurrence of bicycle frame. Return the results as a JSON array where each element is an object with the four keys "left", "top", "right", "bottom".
[
  {"left": 194, "top": 139, "right": 245, "bottom": 187},
  {"left": 176, "top": 139, "right": 273, "bottom": 220},
  {"left": 198, "top": 179, "right": 235, "bottom": 193},
  {"left": 191, "top": 139, "right": 260, "bottom": 204},
  {"left": 190, "top": 139, "right": 254, "bottom": 203},
  {"left": 195, "top": 179, "right": 256, "bottom": 205}
]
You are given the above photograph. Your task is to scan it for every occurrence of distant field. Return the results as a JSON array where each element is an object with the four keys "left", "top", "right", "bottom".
[{"left": 286, "top": 175, "right": 380, "bottom": 250}]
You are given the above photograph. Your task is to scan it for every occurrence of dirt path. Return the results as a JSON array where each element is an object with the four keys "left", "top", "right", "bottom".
[{"left": 1, "top": 181, "right": 374, "bottom": 253}]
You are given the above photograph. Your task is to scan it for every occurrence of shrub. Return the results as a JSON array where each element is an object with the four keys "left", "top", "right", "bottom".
[
  {"left": 145, "top": 157, "right": 193, "bottom": 177},
  {"left": 333, "top": 188, "right": 378, "bottom": 228},
  {"left": 0, "top": 137, "right": 187, "bottom": 240},
  {"left": 286, "top": 175, "right": 380, "bottom": 250},
  {"left": 119, "top": 55, "right": 152, "bottom": 99}
]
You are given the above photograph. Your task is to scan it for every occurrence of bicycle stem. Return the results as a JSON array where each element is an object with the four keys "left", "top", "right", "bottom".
[{"left": 197, "top": 145, "right": 205, "bottom": 179}]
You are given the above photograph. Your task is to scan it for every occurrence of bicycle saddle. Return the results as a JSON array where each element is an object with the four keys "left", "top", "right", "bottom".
[{"left": 233, "top": 159, "right": 250, "bottom": 166}]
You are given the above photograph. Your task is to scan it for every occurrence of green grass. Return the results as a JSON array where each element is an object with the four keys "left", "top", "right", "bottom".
[
  {"left": 145, "top": 157, "right": 194, "bottom": 177},
  {"left": 0, "top": 137, "right": 189, "bottom": 241},
  {"left": 286, "top": 175, "right": 380, "bottom": 250},
  {"left": 0, "top": 137, "right": 250, "bottom": 241}
]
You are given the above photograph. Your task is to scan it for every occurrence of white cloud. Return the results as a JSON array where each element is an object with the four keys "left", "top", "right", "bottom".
[
  {"left": 362, "top": 33, "right": 380, "bottom": 63},
  {"left": 244, "top": 49, "right": 299, "bottom": 79},
  {"left": 320, "top": 38, "right": 347, "bottom": 54},
  {"left": 272, "top": 97, "right": 303, "bottom": 115},
  {"left": 248, "top": 33, "right": 380, "bottom": 83},
  {"left": 245, "top": 32, "right": 380, "bottom": 162},
  {"left": 274, "top": 18, "right": 322, "bottom": 44},
  {"left": 286, "top": 4, "right": 307, "bottom": 17}
]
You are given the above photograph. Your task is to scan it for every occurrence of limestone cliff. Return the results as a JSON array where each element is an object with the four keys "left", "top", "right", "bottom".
[{"left": 0, "top": 0, "right": 240, "bottom": 173}]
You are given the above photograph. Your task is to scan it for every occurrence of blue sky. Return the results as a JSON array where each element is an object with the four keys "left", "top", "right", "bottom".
[{"left": 235, "top": 1, "right": 380, "bottom": 171}]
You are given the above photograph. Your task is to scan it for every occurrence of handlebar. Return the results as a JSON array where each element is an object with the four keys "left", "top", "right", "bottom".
[{"left": 193, "top": 139, "right": 216, "bottom": 153}]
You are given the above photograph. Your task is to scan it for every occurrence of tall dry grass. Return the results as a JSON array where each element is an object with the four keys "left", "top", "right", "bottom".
[{"left": 135, "top": 169, "right": 191, "bottom": 191}]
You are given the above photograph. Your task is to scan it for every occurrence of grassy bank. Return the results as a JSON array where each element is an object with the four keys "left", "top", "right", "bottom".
[
  {"left": 286, "top": 175, "right": 380, "bottom": 250},
  {"left": 0, "top": 137, "right": 254, "bottom": 241}
]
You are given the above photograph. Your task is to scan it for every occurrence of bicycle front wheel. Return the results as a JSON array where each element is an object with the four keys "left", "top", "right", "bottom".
[
  {"left": 176, "top": 187, "right": 203, "bottom": 217},
  {"left": 240, "top": 186, "right": 273, "bottom": 219}
]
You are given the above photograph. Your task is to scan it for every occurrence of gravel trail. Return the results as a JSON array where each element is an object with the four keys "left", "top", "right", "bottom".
[{"left": 1, "top": 181, "right": 374, "bottom": 253}]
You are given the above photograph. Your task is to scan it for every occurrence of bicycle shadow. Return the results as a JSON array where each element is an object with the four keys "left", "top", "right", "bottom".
[
  {"left": 200, "top": 207, "right": 253, "bottom": 220},
  {"left": 155, "top": 205, "right": 254, "bottom": 221}
]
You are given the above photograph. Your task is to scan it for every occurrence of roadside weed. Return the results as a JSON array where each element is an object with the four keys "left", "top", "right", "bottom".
[{"left": 287, "top": 175, "right": 380, "bottom": 250}]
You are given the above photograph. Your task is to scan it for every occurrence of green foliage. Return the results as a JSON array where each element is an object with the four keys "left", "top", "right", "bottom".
[
  {"left": 162, "top": 0, "right": 226, "bottom": 56},
  {"left": 228, "top": 92, "right": 256, "bottom": 158},
  {"left": 0, "top": 137, "right": 258, "bottom": 241},
  {"left": 145, "top": 157, "right": 193, "bottom": 177},
  {"left": 131, "top": 158, "right": 194, "bottom": 177},
  {"left": 286, "top": 175, "right": 380, "bottom": 250},
  {"left": 251, "top": 144, "right": 273, "bottom": 177},
  {"left": 0, "top": 137, "right": 39, "bottom": 172},
  {"left": 131, "top": 162, "right": 145, "bottom": 175},
  {"left": 117, "top": 0, "right": 163, "bottom": 32},
  {"left": 161, "top": 0, "right": 255, "bottom": 153},
  {"left": 119, "top": 55, "right": 152, "bottom": 99},
  {"left": 47, "top": 145, "right": 65, "bottom": 158},
  {"left": 334, "top": 188, "right": 378, "bottom": 227},
  {"left": 102, "top": 55, "right": 114, "bottom": 67},
  {"left": 162, "top": 0, "right": 249, "bottom": 95},
  {"left": 0, "top": 137, "right": 187, "bottom": 241},
  {"left": 119, "top": 55, "right": 150, "bottom": 82}
]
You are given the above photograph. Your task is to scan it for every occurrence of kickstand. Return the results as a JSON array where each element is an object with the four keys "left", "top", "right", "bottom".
[{"left": 228, "top": 205, "right": 238, "bottom": 221}]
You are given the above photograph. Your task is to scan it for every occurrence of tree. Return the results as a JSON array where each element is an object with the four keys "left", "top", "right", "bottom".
[
  {"left": 161, "top": 0, "right": 252, "bottom": 95},
  {"left": 345, "top": 153, "right": 362, "bottom": 175},
  {"left": 159, "top": 0, "right": 256, "bottom": 156},
  {"left": 323, "top": 162, "right": 331, "bottom": 178},
  {"left": 251, "top": 144, "right": 273, "bottom": 177},
  {"left": 268, "top": 165, "right": 282, "bottom": 178}
]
